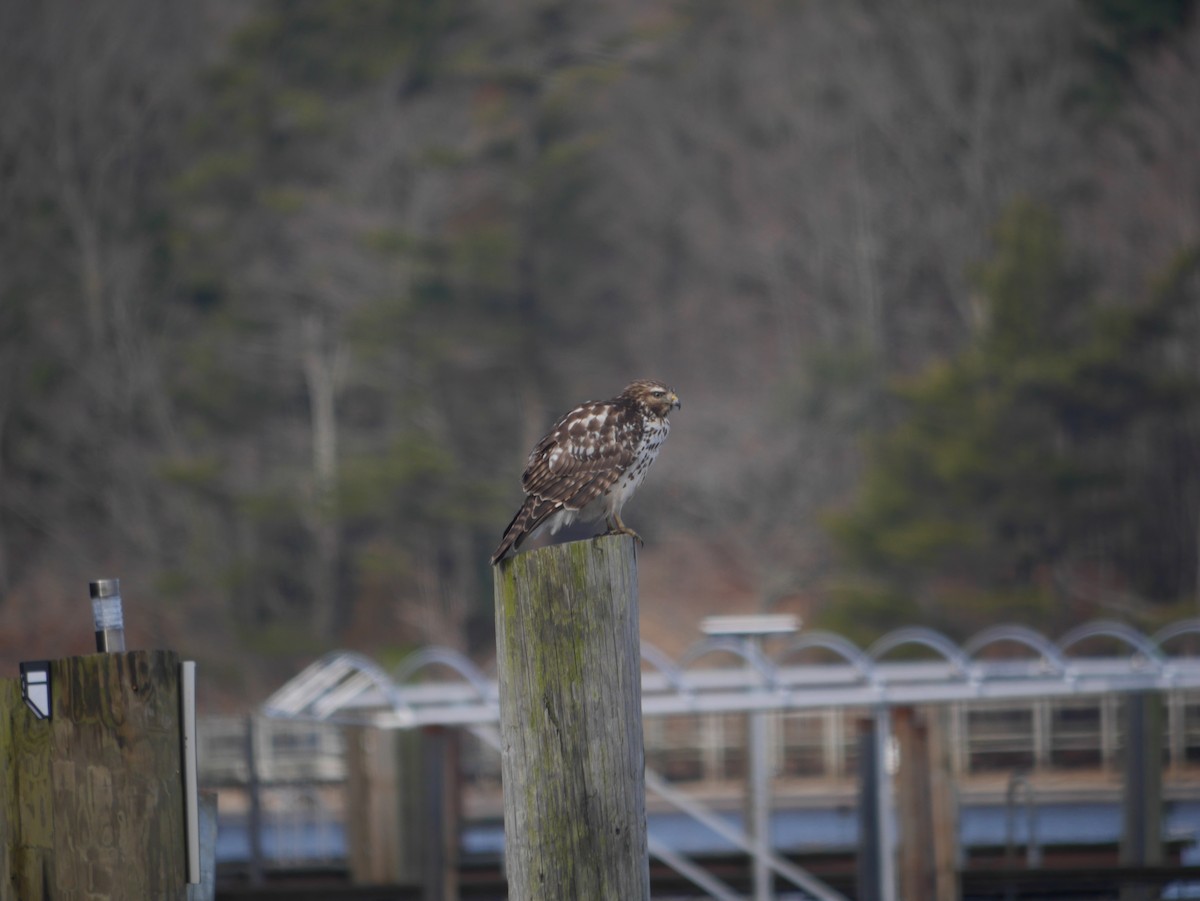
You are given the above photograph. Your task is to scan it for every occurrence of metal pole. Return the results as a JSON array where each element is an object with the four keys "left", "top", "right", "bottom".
[
  {"left": 856, "top": 717, "right": 881, "bottom": 901},
  {"left": 647, "top": 835, "right": 743, "bottom": 901},
  {"left": 245, "top": 715, "right": 265, "bottom": 886},
  {"left": 644, "top": 769, "right": 848, "bottom": 901},
  {"left": 875, "top": 705, "right": 898, "bottom": 901},
  {"left": 749, "top": 705, "right": 772, "bottom": 901},
  {"left": 702, "top": 616, "right": 798, "bottom": 901},
  {"left": 1005, "top": 774, "right": 1040, "bottom": 870},
  {"left": 424, "top": 728, "right": 444, "bottom": 901},
  {"left": 744, "top": 634, "right": 774, "bottom": 901},
  {"left": 1121, "top": 692, "right": 1163, "bottom": 901},
  {"left": 181, "top": 661, "right": 201, "bottom": 885}
]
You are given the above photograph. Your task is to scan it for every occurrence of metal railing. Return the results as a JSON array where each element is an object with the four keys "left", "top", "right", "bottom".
[{"left": 206, "top": 619, "right": 1200, "bottom": 883}]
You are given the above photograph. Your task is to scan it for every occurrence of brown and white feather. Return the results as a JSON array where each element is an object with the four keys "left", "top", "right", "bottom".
[{"left": 491, "top": 379, "right": 679, "bottom": 564}]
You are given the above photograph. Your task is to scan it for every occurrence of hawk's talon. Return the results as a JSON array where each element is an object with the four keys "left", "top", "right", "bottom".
[
  {"left": 604, "top": 516, "right": 643, "bottom": 547},
  {"left": 604, "top": 527, "right": 644, "bottom": 547}
]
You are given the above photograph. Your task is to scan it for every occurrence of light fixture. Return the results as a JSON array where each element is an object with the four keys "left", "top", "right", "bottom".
[
  {"left": 19, "top": 660, "right": 51, "bottom": 720},
  {"left": 700, "top": 614, "right": 801, "bottom": 637}
]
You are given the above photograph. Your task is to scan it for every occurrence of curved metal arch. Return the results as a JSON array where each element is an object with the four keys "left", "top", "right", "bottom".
[
  {"left": 963, "top": 625, "right": 1069, "bottom": 674},
  {"left": 392, "top": 647, "right": 495, "bottom": 700},
  {"left": 1152, "top": 619, "right": 1200, "bottom": 650},
  {"left": 310, "top": 651, "right": 414, "bottom": 720},
  {"left": 641, "top": 642, "right": 691, "bottom": 695},
  {"left": 1057, "top": 620, "right": 1165, "bottom": 664},
  {"left": 775, "top": 631, "right": 875, "bottom": 682},
  {"left": 867, "top": 627, "right": 972, "bottom": 676},
  {"left": 678, "top": 636, "right": 779, "bottom": 687}
]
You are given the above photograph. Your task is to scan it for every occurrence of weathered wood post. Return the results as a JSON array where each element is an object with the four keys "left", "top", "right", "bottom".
[
  {"left": 895, "top": 705, "right": 959, "bottom": 901},
  {"left": 894, "top": 706, "right": 933, "bottom": 901},
  {"left": 344, "top": 724, "right": 461, "bottom": 900},
  {"left": 0, "top": 650, "right": 188, "bottom": 900},
  {"left": 927, "top": 706, "right": 961, "bottom": 901},
  {"left": 493, "top": 535, "right": 650, "bottom": 900}
]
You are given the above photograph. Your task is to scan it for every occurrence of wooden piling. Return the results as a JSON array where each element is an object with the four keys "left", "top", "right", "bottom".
[
  {"left": 895, "top": 706, "right": 960, "bottom": 901},
  {"left": 927, "top": 706, "right": 960, "bottom": 901},
  {"left": 895, "top": 706, "right": 933, "bottom": 901},
  {"left": 492, "top": 535, "right": 650, "bottom": 901},
  {"left": 344, "top": 725, "right": 402, "bottom": 885},
  {"left": 0, "top": 650, "right": 187, "bottom": 900},
  {"left": 344, "top": 724, "right": 462, "bottom": 899}
]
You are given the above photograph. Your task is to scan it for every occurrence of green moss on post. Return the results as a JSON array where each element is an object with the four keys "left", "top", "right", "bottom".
[
  {"left": 493, "top": 535, "right": 650, "bottom": 900},
  {"left": 0, "top": 651, "right": 187, "bottom": 900}
]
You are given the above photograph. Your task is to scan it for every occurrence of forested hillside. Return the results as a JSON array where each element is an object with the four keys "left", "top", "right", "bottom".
[{"left": 2, "top": 0, "right": 1197, "bottom": 699}]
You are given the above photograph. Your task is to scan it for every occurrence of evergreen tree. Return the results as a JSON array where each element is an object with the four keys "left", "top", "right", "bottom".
[{"left": 827, "top": 200, "right": 1200, "bottom": 637}]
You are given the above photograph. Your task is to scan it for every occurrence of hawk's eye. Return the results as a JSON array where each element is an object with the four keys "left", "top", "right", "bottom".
[{"left": 651, "top": 389, "right": 665, "bottom": 397}]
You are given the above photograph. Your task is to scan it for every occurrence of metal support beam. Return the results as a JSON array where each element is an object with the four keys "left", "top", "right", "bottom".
[
  {"left": 645, "top": 769, "right": 848, "bottom": 901},
  {"left": 245, "top": 715, "right": 264, "bottom": 887},
  {"left": 856, "top": 716, "right": 882, "bottom": 901},
  {"left": 468, "top": 725, "right": 813, "bottom": 901},
  {"left": 264, "top": 621, "right": 1200, "bottom": 729},
  {"left": 748, "top": 706, "right": 772, "bottom": 901},
  {"left": 255, "top": 620, "right": 1200, "bottom": 900},
  {"left": 647, "top": 835, "right": 743, "bottom": 901},
  {"left": 875, "top": 706, "right": 897, "bottom": 901},
  {"left": 1121, "top": 692, "right": 1164, "bottom": 901}
]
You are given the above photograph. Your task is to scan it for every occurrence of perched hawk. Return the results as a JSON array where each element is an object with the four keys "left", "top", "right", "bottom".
[{"left": 491, "top": 379, "right": 681, "bottom": 564}]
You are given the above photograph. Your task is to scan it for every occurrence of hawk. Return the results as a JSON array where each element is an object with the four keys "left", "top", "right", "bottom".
[{"left": 491, "top": 379, "right": 681, "bottom": 564}]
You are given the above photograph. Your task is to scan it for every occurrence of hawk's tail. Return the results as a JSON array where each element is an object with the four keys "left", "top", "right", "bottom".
[{"left": 490, "top": 496, "right": 558, "bottom": 565}]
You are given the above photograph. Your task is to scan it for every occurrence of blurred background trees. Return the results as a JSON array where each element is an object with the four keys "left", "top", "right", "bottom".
[{"left": 1, "top": 0, "right": 1197, "bottom": 698}]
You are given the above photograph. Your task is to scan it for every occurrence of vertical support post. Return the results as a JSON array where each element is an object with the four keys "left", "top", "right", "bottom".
[
  {"left": 895, "top": 706, "right": 933, "bottom": 901},
  {"left": 704, "top": 613, "right": 797, "bottom": 900},
  {"left": 1166, "top": 690, "right": 1183, "bottom": 773},
  {"left": 422, "top": 726, "right": 461, "bottom": 901},
  {"left": 928, "top": 706, "right": 961, "bottom": 901},
  {"left": 876, "top": 706, "right": 898, "bottom": 901},
  {"left": 894, "top": 705, "right": 961, "bottom": 900},
  {"left": 244, "top": 715, "right": 265, "bottom": 886},
  {"left": 0, "top": 651, "right": 188, "bottom": 900},
  {"left": 1032, "top": 699, "right": 1051, "bottom": 771},
  {"left": 702, "top": 714, "right": 721, "bottom": 782},
  {"left": 856, "top": 716, "right": 881, "bottom": 901},
  {"left": 493, "top": 535, "right": 650, "bottom": 901},
  {"left": 187, "top": 792, "right": 219, "bottom": 901},
  {"left": 1120, "top": 692, "right": 1163, "bottom": 901},
  {"left": 344, "top": 726, "right": 400, "bottom": 884},
  {"left": 748, "top": 705, "right": 772, "bottom": 901},
  {"left": 1102, "top": 694, "right": 1119, "bottom": 771},
  {"left": 343, "top": 725, "right": 462, "bottom": 898},
  {"left": 824, "top": 709, "right": 843, "bottom": 779},
  {"left": 181, "top": 661, "right": 200, "bottom": 885}
]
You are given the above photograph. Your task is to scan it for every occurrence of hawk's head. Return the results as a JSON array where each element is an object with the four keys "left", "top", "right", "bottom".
[{"left": 622, "top": 379, "right": 681, "bottom": 418}]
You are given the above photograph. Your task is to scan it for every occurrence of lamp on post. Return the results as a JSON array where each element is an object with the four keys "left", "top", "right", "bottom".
[
  {"left": 90, "top": 578, "right": 126, "bottom": 652},
  {"left": 20, "top": 659, "right": 52, "bottom": 720},
  {"left": 701, "top": 614, "right": 800, "bottom": 901}
]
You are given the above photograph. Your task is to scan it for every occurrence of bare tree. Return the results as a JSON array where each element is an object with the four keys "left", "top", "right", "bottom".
[{"left": 0, "top": 0, "right": 204, "bottom": 590}]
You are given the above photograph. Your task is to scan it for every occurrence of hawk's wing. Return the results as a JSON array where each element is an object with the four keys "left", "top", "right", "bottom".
[
  {"left": 523, "top": 400, "right": 641, "bottom": 510},
  {"left": 490, "top": 400, "right": 642, "bottom": 564}
]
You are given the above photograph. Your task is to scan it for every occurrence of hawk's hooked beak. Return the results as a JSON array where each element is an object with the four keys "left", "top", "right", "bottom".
[{"left": 669, "top": 392, "right": 682, "bottom": 411}]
